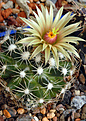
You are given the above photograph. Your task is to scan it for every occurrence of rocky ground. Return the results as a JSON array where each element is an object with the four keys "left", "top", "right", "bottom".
[{"left": 0, "top": 0, "right": 86, "bottom": 121}]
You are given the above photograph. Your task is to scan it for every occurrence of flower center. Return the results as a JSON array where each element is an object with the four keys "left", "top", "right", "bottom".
[
  {"left": 48, "top": 32, "right": 56, "bottom": 38},
  {"left": 44, "top": 28, "right": 59, "bottom": 44}
]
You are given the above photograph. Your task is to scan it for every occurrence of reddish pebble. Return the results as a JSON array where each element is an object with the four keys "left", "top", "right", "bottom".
[
  {"left": 0, "top": 11, "right": 4, "bottom": 22},
  {"left": 1, "top": 8, "right": 12, "bottom": 19},
  {"left": 16, "top": 17, "right": 26, "bottom": 26},
  {"left": 17, "top": 108, "right": 25, "bottom": 114},
  {"left": 27, "top": 3, "right": 37, "bottom": 10},
  {"left": 75, "top": 118, "right": 81, "bottom": 121},
  {"left": 3, "top": 109, "right": 11, "bottom": 118},
  {"left": 18, "top": 11, "right": 27, "bottom": 18},
  {"left": 53, "top": 117, "right": 57, "bottom": 121},
  {"left": 7, "top": 16, "right": 19, "bottom": 26}
]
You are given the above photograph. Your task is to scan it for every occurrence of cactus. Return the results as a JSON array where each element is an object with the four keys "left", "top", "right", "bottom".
[{"left": 0, "top": 6, "right": 85, "bottom": 109}]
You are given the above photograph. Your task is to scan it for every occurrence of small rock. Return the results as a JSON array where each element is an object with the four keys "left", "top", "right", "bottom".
[
  {"left": 52, "top": 116, "right": 57, "bottom": 121},
  {"left": 7, "top": 118, "right": 14, "bottom": 121},
  {"left": 40, "top": 108, "right": 46, "bottom": 114},
  {"left": 27, "top": 3, "right": 37, "bottom": 10},
  {"left": 2, "top": 1, "right": 13, "bottom": 9},
  {"left": 33, "top": 0, "right": 39, "bottom": 2},
  {"left": 34, "top": 116, "right": 39, "bottom": 121},
  {"left": 17, "top": 108, "right": 25, "bottom": 114},
  {"left": 16, "top": 114, "right": 33, "bottom": 121},
  {"left": 0, "top": 11, "right": 4, "bottom": 22},
  {"left": 56, "top": 104, "right": 65, "bottom": 111},
  {"left": 16, "top": 17, "right": 26, "bottom": 26},
  {"left": 7, "top": 108, "right": 16, "bottom": 117},
  {"left": 0, "top": 110, "right": 3, "bottom": 115},
  {"left": 7, "top": 16, "right": 19, "bottom": 26},
  {"left": 74, "top": 113, "right": 80, "bottom": 119},
  {"left": 71, "top": 96, "right": 86, "bottom": 109},
  {"left": 81, "top": 113, "right": 86, "bottom": 120},
  {"left": 59, "top": 109, "right": 64, "bottom": 114},
  {"left": 75, "top": 118, "right": 81, "bottom": 121},
  {"left": 0, "top": 116, "right": 4, "bottom": 121},
  {"left": 0, "top": 2, "right": 5, "bottom": 9},
  {"left": 82, "top": 104, "right": 86, "bottom": 113},
  {"left": 36, "top": 113, "right": 43, "bottom": 120},
  {"left": 55, "top": 112, "right": 60, "bottom": 117},
  {"left": 50, "top": 109, "right": 56, "bottom": 113},
  {"left": 79, "top": 84, "right": 86, "bottom": 92},
  {"left": 40, "top": 0, "right": 46, "bottom": 2},
  {"left": 20, "top": 8, "right": 24, "bottom": 12},
  {"left": 42, "top": 117, "right": 49, "bottom": 121},
  {"left": 16, "top": 0, "right": 30, "bottom": 18},
  {"left": 18, "top": 11, "right": 27, "bottom": 18},
  {"left": 12, "top": 8, "right": 20, "bottom": 14},
  {"left": 62, "top": 90, "right": 72, "bottom": 105},
  {"left": 1, "top": 8, "right": 12, "bottom": 19},
  {"left": 75, "top": 90, "right": 80, "bottom": 96},
  {"left": 47, "top": 112, "right": 55, "bottom": 119},
  {"left": 79, "top": 73, "right": 85, "bottom": 84},
  {"left": 3, "top": 109, "right": 11, "bottom": 118},
  {"left": 60, "top": 114, "right": 65, "bottom": 121}
]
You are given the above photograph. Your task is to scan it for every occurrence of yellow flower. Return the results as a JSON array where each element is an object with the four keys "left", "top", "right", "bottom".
[{"left": 17, "top": 6, "right": 85, "bottom": 69}]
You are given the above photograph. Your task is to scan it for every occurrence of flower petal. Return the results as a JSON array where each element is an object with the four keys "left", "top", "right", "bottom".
[
  {"left": 30, "top": 45, "right": 43, "bottom": 59},
  {"left": 42, "top": 43, "right": 48, "bottom": 51},
  {"left": 60, "top": 22, "right": 81, "bottom": 37},
  {"left": 60, "top": 36, "right": 85, "bottom": 43},
  {"left": 23, "top": 28, "right": 41, "bottom": 38},
  {"left": 56, "top": 12, "right": 75, "bottom": 30},
  {"left": 16, "top": 37, "right": 37, "bottom": 44},
  {"left": 52, "top": 6, "right": 63, "bottom": 28},
  {"left": 45, "top": 46, "right": 50, "bottom": 64},
  {"left": 55, "top": 45, "right": 71, "bottom": 60},
  {"left": 20, "top": 17, "right": 41, "bottom": 35},
  {"left": 28, "top": 39, "right": 42, "bottom": 46},
  {"left": 51, "top": 47, "right": 59, "bottom": 69},
  {"left": 59, "top": 43, "right": 80, "bottom": 58}
]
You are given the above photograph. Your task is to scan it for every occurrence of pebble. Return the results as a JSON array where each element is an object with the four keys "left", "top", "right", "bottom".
[
  {"left": 75, "top": 118, "right": 81, "bottom": 121},
  {"left": 0, "top": 11, "right": 4, "bottom": 22},
  {"left": 60, "top": 114, "right": 65, "bottom": 121},
  {"left": 0, "top": 116, "right": 4, "bottom": 121},
  {"left": 52, "top": 116, "right": 57, "bottom": 121},
  {"left": 40, "top": 108, "right": 46, "bottom": 114},
  {"left": 18, "top": 11, "right": 27, "bottom": 18},
  {"left": 16, "top": 114, "right": 33, "bottom": 121},
  {"left": 47, "top": 112, "right": 55, "bottom": 119},
  {"left": 55, "top": 112, "right": 60, "bottom": 117},
  {"left": 1, "top": 8, "right": 12, "bottom": 19},
  {"left": 12, "top": 8, "right": 20, "bottom": 14},
  {"left": 2, "top": 1, "right": 13, "bottom": 9},
  {"left": 71, "top": 96, "right": 86, "bottom": 109},
  {"left": 3, "top": 109, "right": 11, "bottom": 118},
  {"left": 79, "top": 73, "right": 85, "bottom": 84},
  {"left": 17, "top": 108, "right": 25, "bottom": 114},
  {"left": 62, "top": 90, "right": 72, "bottom": 105},
  {"left": 56, "top": 104, "right": 65, "bottom": 111},
  {"left": 75, "top": 90, "right": 80, "bottom": 96},
  {"left": 36, "top": 113, "right": 43, "bottom": 120},
  {"left": 0, "top": 2, "right": 5, "bottom": 9},
  {"left": 74, "top": 113, "right": 80, "bottom": 119},
  {"left": 34, "top": 116, "right": 39, "bottom": 121},
  {"left": 42, "top": 117, "right": 49, "bottom": 121},
  {"left": 81, "top": 113, "right": 86, "bottom": 120},
  {"left": 50, "top": 109, "right": 56, "bottom": 113},
  {"left": 82, "top": 104, "right": 86, "bottom": 113}
]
